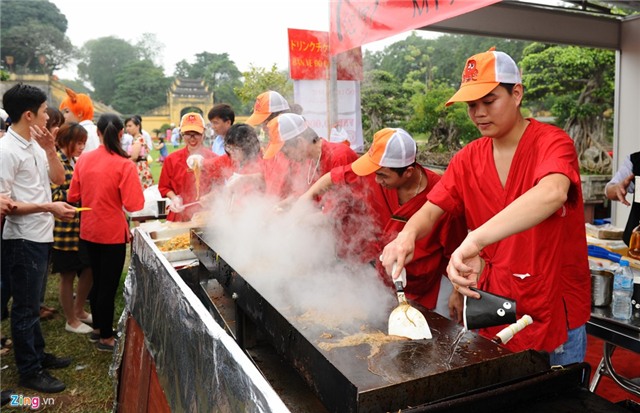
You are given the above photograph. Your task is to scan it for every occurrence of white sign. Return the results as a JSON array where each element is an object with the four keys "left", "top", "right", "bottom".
[{"left": 293, "top": 80, "right": 364, "bottom": 153}]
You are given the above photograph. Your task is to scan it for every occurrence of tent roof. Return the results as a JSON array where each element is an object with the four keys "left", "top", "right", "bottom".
[{"left": 420, "top": 0, "right": 639, "bottom": 50}]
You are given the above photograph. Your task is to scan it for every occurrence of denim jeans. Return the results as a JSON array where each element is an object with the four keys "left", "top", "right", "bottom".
[
  {"left": 549, "top": 324, "right": 587, "bottom": 366},
  {"left": 1, "top": 239, "right": 51, "bottom": 376}
]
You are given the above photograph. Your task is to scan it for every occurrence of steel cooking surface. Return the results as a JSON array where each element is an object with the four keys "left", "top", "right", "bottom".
[{"left": 191, "top": 230, "right": 550, "bottom": 413}]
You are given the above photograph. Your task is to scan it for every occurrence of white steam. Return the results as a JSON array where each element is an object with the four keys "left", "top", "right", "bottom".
[{"left": 203, "top": 189, "right": 395, "bottom": 331}]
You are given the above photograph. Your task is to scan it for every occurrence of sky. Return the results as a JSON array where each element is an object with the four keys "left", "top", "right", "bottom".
[{"left": 50, "top": 0, "right": 442, "bottom": 80}]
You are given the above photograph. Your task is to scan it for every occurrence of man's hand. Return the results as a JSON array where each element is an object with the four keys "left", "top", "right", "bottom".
[
  {"left": 30, "top": 125, "right": 56, "bottom": 153},
  {"left": 380, "top": 231, "right": 417, "bottom": 280},
  {"left": 50, "top": 202, "right": 76, "bottom": 220},
  {"left": 446, "top": 236, "right": 483, "bottom": 299},
  {"left": 448, "top": 288, "right": 464, "bottom": 324},
  {"left": 168, "top": 195, "right": 184, "bottom": 213},
  {"left": 0, "top": 194, "right": 17, "bottom": 215},
  {"left": 607, "top": 173, "right": 635, "bottom": 206}
]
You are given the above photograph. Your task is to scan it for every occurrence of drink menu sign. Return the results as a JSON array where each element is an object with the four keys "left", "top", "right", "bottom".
[{"left": 288, "top": 28, "right": 363, "bottom": 80}]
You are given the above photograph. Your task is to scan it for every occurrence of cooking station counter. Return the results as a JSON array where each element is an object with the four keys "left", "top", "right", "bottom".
[{"left": 117, "top": 228, "right": 640, "bottom": 412}]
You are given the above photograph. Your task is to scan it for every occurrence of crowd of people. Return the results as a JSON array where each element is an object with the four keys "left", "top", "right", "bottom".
[{"left": 1, "top": 48, "right": 635, "bottom": 401}]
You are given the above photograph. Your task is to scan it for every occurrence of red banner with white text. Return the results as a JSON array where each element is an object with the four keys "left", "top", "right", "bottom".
[
  {"left": 329, "top": 0, "right": 501, "bottom": 55},
  {"left": 289, "top": 28, "right": 363, "bottom": 80}
]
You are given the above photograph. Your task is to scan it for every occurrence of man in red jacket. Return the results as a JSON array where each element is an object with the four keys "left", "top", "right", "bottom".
[
  {"left": 381, "top": 48, "right": 591, "bottom": 365},
  {"left": 265, "top": 113, "right": 358, "bottom": 197},
  {"left": 300, "top": 128, "right": 467, "bottom": 316}
]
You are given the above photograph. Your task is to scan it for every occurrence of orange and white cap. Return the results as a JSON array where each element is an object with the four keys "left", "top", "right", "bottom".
[
  {"left": 351, "top": 128, "right": 416, "bottom": 176},
  {"left": 446, "top": 47, "right": 521, "bottom": 107},
  {"left": 263, "top": 113, "right": 308, "bottom": 159},
  {"left": 246, "top": 91, "right": 290, "bottom": 125},
  {"left": 179, "top": 112, "right": 205, "bottom": 134}
]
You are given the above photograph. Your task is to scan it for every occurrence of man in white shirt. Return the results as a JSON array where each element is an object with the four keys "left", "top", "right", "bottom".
[{"left": 1, "top": 84, "right": 76, "bottom": 393}]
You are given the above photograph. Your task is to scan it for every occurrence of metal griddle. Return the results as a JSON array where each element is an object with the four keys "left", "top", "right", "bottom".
[{"left": 190, "top": 230, "right": 554, "bottom": 413}]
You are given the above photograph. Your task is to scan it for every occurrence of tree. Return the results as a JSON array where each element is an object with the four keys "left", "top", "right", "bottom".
[
  {"left": 235, "top": 64, "right": 292, "bottom": 112},
  {"left": 136, "top": 33, "right": 164, "bottom": 63},
  {"left": 360, "top": 70, "right": 410, "bottom": 140},
  {"left": 368, "top": 32, "right": 434, "bottom": 81},
  {"left": 111, "top": 60, "right": 171, "bottom": 114},
  {"left": 0, "top": 0, "right": 75, "bottom": 74},
  {"left": 203, "top": 56, "right": 243, "bottom": 110},
  {"left": 405, "top": 79, "right": 477, "bottom": 152},
  {"left": 58, "top": 79, "right": 92, "bottom": 95},
  {"left": 364, "top": 33, "right": 529, "bottom": 92},
  {"left": 77, "top": 36, "right": 139, "bottom": 104},
  {"left": 521, "top": 44, "right": 615, "bottom": 173},
  {"left": 172, "top": 52, "right": 243, "bottom": 110}
]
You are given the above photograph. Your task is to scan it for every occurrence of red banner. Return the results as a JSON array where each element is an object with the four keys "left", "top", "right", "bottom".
[
  {"left": 289, "top": 28, "right": 363, "bottom": 80},
  {"left": 329, "top": 0, "right": 502, "bottom": 55}
]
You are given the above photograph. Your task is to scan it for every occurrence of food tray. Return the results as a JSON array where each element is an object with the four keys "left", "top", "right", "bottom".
[
  {"left": 154, "top": 237, "right": 196, "bottom": 262},
  {"left": 161, "top": 249, "right": 197, "bottom": 262}
]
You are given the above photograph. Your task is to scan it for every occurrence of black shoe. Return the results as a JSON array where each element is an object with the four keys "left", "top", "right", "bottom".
[
  {"left": 96, "top": 341, "right": 115, "bottom": 352},
  {"left": 18, "top": 370, "right": 65, "bottom": 393},
  {"left": 42, "top": 352, "right": 72, "bottom": 369},
  {"left": 89, "top": 330, "right": 115, "bottom": 343}
]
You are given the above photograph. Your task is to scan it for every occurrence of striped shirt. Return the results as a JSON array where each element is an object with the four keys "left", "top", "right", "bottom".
[{"left": 51, "top": 150, "right": 80, "bottom": 251}]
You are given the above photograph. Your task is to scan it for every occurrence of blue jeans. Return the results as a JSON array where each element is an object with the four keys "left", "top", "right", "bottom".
[
  {"left": 1, "top": 239, "right": 51, "bottom": 376},
  {"left": 549, "top": 324, "right": 587, "bottom": 366}
]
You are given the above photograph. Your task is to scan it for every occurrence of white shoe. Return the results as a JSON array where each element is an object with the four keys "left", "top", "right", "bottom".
[
  {"left": 79, "top": 314, "right": 93, "bottom": 324},
  {"left": 65, "top": 322, "right": 93, "bottom": 334}
]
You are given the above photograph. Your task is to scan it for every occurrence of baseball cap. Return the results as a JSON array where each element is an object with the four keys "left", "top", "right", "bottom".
[
  {"left": 246, "top": 91, "right": 290, "bottom": 126},
  {"left": 446, "top": 47, "right": 521, "bottom": 107},
  {"left": 351, "top": 128, "right": 416, "bottom": 176},
  {"left": 180, "top": 112, "right": 205, "bottom": 134},
  {"left": 263, "top": 113, "right": 307, "bottom": 159}
]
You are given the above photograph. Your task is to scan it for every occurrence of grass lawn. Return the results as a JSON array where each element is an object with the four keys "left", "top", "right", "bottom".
[
  {"left": 1, "top": 268, "right": 128, "bottom": 412},
  {"left": 0, "top": 144, "right": 184, "bottom": 411}
]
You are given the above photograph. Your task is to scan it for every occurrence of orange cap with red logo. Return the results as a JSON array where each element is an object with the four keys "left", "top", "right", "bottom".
[
  {"left": 351, "top": 128, "right": 416, "bottom": 176},
  {"left": 179, "top": 112, "right": 205, "bottom": 134},
  {"left": 446, "top": 47, "right": 521, "bottom": 107}
]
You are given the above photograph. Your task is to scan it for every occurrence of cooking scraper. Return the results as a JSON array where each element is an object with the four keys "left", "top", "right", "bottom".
[{"left": 388, "top": 265, "right": 432, "bottom": 340}]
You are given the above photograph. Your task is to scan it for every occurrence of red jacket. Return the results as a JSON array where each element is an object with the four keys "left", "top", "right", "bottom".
[
  {"left": 158, "top": 147, "right": 217, "bottom": 221},
  {"left": 68, "top": 146, "right": 144, "bottom": 244},
  {"left": 329, "top": 165, "right": 467, "bottom": 309},
  {"left": 428, "top": 119, "right": 591, "bottom": 353}
]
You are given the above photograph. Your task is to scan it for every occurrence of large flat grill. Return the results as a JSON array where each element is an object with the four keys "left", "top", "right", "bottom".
[{"left": 190, "top": 229, "right": 555, "bottom": 412}]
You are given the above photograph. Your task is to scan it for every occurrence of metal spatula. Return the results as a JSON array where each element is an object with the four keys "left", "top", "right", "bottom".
[{"left": 388, "top": 265, "right": 432, "bottom": 340}]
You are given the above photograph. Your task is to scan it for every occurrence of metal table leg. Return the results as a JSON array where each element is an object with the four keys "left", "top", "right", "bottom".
[{"left": 590, "top": 342, "right": 640, "bottom": 396}]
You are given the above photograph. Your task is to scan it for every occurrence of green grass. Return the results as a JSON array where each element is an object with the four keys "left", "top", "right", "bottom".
[{"left": 1, "top": 268, "right": 128, "bottom": 412}]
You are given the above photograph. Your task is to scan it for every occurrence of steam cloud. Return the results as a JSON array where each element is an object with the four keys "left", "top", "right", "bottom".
[{"left": 203, "top": 188, "right": 396, "bottom": 332}]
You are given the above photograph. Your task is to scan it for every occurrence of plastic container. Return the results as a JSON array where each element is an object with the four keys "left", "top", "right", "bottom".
[{"left": 611, "top": 259, "right": 633, "bottom": 320}]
